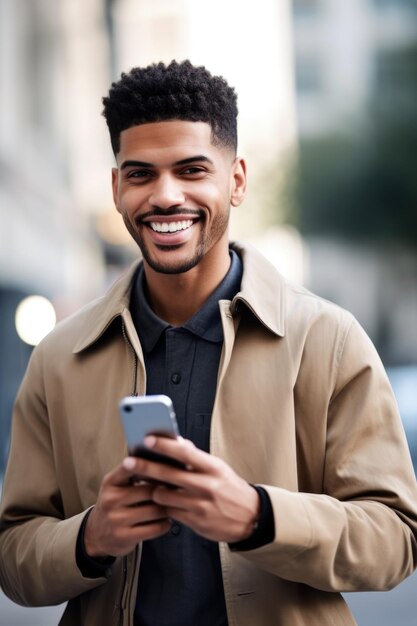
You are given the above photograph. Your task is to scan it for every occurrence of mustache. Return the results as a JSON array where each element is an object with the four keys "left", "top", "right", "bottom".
[{"left": 137, "top": 207, "right": 203, "bottom": 224}]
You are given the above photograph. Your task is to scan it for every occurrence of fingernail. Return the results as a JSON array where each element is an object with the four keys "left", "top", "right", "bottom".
[
  {"left": 144, "top": 435, "right": 156, "bottom": 448},
  {"left": 123, "top": 457, "right": 136, "bottom": 470}
]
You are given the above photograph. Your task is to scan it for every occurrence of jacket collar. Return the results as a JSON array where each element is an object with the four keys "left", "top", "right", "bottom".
[
  {"left": 72, "top": 262, "right": 140, "bottom": 354},
  {"left": 230, "top": 241, "right": 285, "bottom": 338},
  {"left": 72, "top": 241, "right": 285, "bottom": 354}
]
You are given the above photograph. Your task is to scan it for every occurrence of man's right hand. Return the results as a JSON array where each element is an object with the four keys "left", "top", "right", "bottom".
[{"left": 83, "top": 457, "right": 171, "bottom": 558}]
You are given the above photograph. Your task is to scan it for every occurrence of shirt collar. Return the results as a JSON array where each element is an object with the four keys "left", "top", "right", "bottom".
[
  {"left": 131, "top": 250, "right": 243, "bottom": 352},
  {"left": 184, "top": 249, "right": 242, "bottom": 342},
  {"left": 130, "top": 271, "right": 169, "bottom": 353}
]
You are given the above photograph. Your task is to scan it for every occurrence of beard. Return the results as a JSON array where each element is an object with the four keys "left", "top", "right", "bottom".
[{"left": 123, "top": 207, "right": 230, "bottom": 275}]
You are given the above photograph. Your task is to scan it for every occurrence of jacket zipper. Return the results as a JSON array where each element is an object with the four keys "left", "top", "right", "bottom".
[
  {"left": 119, "top": 320, "right": 141, "bottom": 624},
  {"left": 128, "top": 548, "right": 140, "bottom": 625},
  {"left": 118, "top": 556, "right": 129, "bottom": 626},
  {"left": 117, "top": 548, "right": 140, "bottom": 625}
]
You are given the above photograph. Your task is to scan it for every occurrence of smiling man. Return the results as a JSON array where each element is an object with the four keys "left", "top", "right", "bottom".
[
  {"left": 111, "top": 119, "right": 245, "bottom": 325},
  {"left": 1, "top": 60, "right": 417, "bottom": 626}
]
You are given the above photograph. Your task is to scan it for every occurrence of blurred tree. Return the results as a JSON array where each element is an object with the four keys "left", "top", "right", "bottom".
[{"left": 288, "top": 44, "right": 417, "bottom": 248}]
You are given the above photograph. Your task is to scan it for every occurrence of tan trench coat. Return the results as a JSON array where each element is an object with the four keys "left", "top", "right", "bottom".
[{"left": 1, "top": 242, "right": 417, "bottom": 626}]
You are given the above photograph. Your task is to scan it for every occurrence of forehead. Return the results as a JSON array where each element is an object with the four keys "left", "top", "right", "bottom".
[{"left": 117, "top": 120, "right": 216, "bottom": 161}]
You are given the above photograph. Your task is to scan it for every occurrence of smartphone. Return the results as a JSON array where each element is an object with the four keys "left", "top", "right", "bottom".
[{"left": 119, "top": 394, "right": 186, "bottom": 470}]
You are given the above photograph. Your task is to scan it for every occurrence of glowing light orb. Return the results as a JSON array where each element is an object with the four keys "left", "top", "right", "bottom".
[{"left": 15, "top": 296, "right": 57, "bottom": 346}]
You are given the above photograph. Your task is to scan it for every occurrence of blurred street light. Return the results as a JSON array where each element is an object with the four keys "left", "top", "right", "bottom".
[{"left": 15, "top": 296, "right": 56, "bottom": 346}]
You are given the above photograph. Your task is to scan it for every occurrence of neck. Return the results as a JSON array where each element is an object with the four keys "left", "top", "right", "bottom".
[{"left": 143, "top": 250, "right": 231, "bottom": 326}]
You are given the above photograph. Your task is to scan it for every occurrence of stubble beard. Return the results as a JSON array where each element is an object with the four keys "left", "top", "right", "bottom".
[{"left": 123, "top": 208, "right": 230, "bottom": 275}]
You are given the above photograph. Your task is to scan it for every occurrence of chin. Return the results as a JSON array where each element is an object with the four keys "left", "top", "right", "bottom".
[
  {"left": 147, "top": 259, "right": 202, "bottom": 275},
  {"left": 145, "top": 250, "right": 205, "bottom": 275}
]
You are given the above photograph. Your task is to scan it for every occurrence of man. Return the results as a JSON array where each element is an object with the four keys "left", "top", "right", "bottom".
[{"left": 1, "top": 60, "right": 417, "bottom": 626}]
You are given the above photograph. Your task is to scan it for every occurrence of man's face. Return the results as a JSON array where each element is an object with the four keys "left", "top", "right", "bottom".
[{"left": 112, "top": 120, "right": 246, "bottom": 275}]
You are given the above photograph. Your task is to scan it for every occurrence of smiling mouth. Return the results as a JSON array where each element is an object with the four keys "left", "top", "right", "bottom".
[{"left": 149, "top": 219, "right": 193, "bottom": 234}]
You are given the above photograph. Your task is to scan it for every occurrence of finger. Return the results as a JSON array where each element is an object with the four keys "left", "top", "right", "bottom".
[
  {"left": 125, "top": 457, "right": 188, "bottom": 490},
  {"left": 111, "top": 517, "right": 173, "bottom": 549},
  {"left": 143, "top": 436, "right": 220, "bottom": 474},
  {"left": 118, "top": 483, "right": 158, "bottom": 508},
  {"left": 111, "top": 505, "right": 167, "bottom": 525},
  {"left": 99, "top": 481, "right": 156, "bottom": 511},
  {"left": 106, "top": 500, "right": 169, "bottom": 528},
  {"left": 126, "top": 503, "right": 170, "bottom": 526},
  {"left": 130, "top": 456, "right": 222, "bottom": 497},
  {"left": 125, "top": 518, "right": 172, "bottom": 542},
  {"left": 103, "top": 457, "right": 146, "bottom": 487},
  {"left": 151, "top": 485, "right": 198, "bottom": 511}
]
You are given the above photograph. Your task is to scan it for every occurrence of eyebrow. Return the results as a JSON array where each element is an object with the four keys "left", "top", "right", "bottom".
[{"left": 120, "top": 155, "right": 214, "bottom": 170}]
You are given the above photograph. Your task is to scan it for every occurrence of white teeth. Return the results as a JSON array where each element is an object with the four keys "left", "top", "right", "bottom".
[{"left": 149, "top": 220, "right": 193, "bottom": 233}]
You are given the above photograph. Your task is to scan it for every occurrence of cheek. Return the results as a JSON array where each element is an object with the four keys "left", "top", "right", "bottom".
[
  {"left": 117, "top": 201, "right": 141, "bottom": 236},
  {"left": 195, "top": 180, "right": 230, "bottom": 210},
  {"left": 119, "top": 189, "right": 145, "bottom": 217}
]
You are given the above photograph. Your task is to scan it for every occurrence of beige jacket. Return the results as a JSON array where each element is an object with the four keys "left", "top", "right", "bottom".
[{"left": 1, "top": 242, "right": 417, "bottom": 626}]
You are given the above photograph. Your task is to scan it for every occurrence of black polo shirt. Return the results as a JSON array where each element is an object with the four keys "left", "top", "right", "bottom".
[{"left": 130, "top": 250, "right": 242, "bottom": 626}]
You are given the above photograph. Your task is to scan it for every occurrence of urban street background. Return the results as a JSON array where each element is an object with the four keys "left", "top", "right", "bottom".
[{"left": 0, "top": 1, "right": 416, "bottom": 625}]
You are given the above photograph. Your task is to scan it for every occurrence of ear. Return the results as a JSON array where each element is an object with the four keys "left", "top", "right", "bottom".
[
  {"left": 112, "top": 168, "right": 120, "bottom": 212},
  {"left": 230, "top": 157, "right": 247, "bottom": 207}
]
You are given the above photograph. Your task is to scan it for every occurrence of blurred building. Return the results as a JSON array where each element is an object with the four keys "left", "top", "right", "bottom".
[
  {"left": 0, "top": 0, "right": 112, "bottom": 469},
  {"left": 292, "top": 0, "right": 417, "bottom": 137},
  {"left": 0, "top": 0, "right": 110, "bottom": 300},
  {"left": 291, "top": 0, "right": 417, "bottom": 364}
]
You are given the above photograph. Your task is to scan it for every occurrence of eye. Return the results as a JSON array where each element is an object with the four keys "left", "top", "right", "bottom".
[
  {"left": 127, "top": 169, "right": 153, "bottom": 180},
  {"left": 181, "top": 166, "right": 206, "bottom": 176}
]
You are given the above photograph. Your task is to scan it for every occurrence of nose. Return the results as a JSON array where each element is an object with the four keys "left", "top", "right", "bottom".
[{"left": 148, "top": 174, "right": 185, "bottom": 209}]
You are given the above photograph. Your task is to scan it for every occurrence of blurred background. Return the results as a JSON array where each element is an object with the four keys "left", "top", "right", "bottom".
[{"left": 0, "top": 0, "right": 416, "bottom": 624}]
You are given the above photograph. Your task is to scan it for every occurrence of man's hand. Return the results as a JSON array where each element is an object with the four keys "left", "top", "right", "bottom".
[
  {"left": 84, "top": 461, "right": 171, "bottom": 558},
  {"left": 126, "top": 436, "right": 261, "bottom": 544}
]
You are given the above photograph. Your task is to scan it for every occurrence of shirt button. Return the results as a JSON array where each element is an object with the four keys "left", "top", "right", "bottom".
[
  {"left": 170, "top": 523, "right": 181, "bottom": 536},
  {"left": 171, "top": 372, "right": 181, "bottom": 384}
]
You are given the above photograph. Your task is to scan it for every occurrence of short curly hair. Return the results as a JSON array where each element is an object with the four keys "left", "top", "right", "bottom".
[{"left": 102, "top": 60, "right": 238, "bottom": 155}]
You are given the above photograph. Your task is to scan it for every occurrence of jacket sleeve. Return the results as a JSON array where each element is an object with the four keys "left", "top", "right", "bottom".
[
  {"left": 0, "top": 345, "right": 109, "bottom": 606},
  {"left": 237, "top": 317, "right": 417, "bottom": 592}
]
